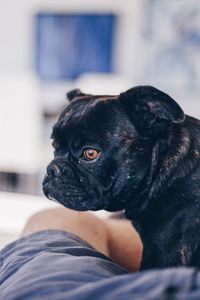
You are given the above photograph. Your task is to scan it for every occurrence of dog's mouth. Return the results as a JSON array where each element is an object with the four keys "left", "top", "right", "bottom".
[
  {"left": 42, "top": 160, "right": 128, "bottom": 212},
  {"left": 43, "top": 173, "right": 128, "bottom": 212},
  {"left": 43, "top": 174, "right": 106, "bottom": 211}
]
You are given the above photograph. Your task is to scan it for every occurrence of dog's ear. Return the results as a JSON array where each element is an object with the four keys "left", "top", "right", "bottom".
[
  {"left": 66, "top": 89, "right": 86, "bottom": 102},
  {"left": 119, "top": 85, "right": 185, "bottom": 136}
]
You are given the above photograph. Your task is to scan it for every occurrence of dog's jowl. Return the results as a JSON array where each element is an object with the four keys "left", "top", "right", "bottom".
[{"left": 43, "top": 86, "right": 200, "bottom": 269}]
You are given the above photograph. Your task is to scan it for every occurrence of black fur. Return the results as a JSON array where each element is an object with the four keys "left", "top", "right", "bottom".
[
  {"left": 43, "top": 85, "right": 200, "bottom": 270},
  {"left": 66, "top": 89, "right": 91, "bottom": 102}
]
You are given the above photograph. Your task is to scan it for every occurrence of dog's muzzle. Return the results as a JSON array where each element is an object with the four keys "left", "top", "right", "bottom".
[{"left": 47, "top": 163, "right": 62, "bottom": 178}]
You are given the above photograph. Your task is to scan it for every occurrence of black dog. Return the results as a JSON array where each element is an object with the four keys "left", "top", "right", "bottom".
[{"left": 43, "top": 86, "right": 200, "bottom": 270}]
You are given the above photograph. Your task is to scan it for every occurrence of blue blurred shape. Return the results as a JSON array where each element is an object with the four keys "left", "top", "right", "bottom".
[{"left": 36, "top": 13, "right": 116, "bottom": 80}]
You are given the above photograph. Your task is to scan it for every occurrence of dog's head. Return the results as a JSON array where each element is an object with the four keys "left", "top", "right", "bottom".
[{"left": 43, "top": 86, "right": 185, "bottom": 213}]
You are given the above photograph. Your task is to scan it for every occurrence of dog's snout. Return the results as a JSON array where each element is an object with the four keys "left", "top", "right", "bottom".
[{"left": 47, "top": 164, "right": 61, "bottom": 177}]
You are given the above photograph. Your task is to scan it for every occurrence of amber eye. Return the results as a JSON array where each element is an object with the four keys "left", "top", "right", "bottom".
[{"left": 83, "top": 148, "right": 100, "bottom": 161}]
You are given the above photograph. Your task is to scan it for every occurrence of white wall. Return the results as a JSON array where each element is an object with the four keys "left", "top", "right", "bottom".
[{"left": 0, "top": 0, "right": 33, "bottom": 72}]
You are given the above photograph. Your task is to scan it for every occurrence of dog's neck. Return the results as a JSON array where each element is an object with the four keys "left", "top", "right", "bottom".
[{"left": 125, "top": 116, "right": 200, "bottom": 226}]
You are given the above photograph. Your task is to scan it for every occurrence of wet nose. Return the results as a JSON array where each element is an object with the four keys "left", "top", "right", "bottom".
[{"left": 47, "top": 164, "right": 61, "bottom": 177}]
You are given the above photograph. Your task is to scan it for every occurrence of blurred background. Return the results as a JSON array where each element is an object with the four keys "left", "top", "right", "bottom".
[{"left": 0, "top": 0, "right": 200, "bottom": 246}]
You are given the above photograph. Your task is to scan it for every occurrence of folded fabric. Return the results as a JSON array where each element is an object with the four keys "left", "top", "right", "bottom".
[{"left": 0, "top": 230, "right": 199, "bottom": 300}]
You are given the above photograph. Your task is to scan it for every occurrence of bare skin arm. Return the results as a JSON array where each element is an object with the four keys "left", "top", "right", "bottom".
[{"left": 21, "top": 207, "right": 142, "bottom": 272}]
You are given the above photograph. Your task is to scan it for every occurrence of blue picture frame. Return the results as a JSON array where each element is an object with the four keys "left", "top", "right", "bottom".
[{"left": 36, "top": 13, "right": 116, "bottom": 81}]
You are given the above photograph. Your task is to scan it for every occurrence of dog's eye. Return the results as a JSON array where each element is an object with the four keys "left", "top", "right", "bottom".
[{"left": 82, "top": 148, "right": 100, "bottom": 161}]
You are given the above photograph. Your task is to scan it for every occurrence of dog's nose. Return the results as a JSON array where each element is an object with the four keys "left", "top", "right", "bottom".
[{"left": 47, "top": 164, "right": 61, "bottom": 177}]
